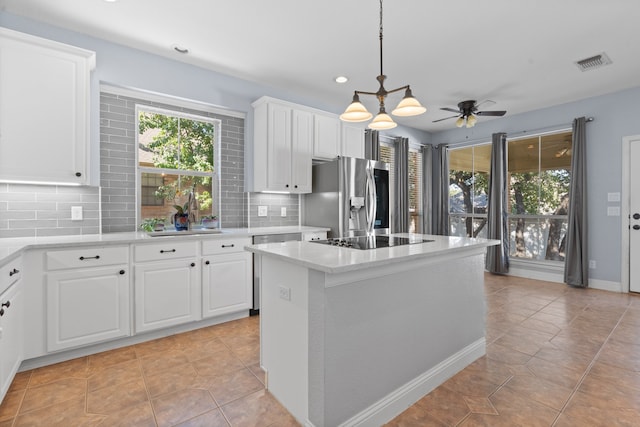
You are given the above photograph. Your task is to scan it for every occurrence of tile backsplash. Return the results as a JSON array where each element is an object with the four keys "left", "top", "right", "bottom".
[
  {"left": 0, "top": 91, "right": 302, "bottom": 238},
  {"left": 0, "top": 184, "right": 100, "bottom": 238}
]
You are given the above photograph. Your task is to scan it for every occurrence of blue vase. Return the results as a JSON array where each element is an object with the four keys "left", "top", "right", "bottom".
[{"left": 174, "top": 213, "right": 189, "bottom": 231}]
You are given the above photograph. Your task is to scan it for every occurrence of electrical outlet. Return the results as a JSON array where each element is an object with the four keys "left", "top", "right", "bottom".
[
  {"left": 279, "top": 285, "right": 291, "bottom": 301},
  {"left": 71, "top": 206, "right": 83, "bottom": 221},
  {"left": 589, "top": 260, "right": 596, "bottom": 269},
  {"left": 281, "top": 207, "right": 287, "bottom": 217},
  {"left": 258, "top": 205, "right": 268, "bottom": 217}
]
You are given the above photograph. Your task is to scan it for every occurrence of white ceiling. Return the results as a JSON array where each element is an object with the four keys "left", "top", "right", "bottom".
[{"left": 3, "top": 0, "right": 640, "bottom": 132}]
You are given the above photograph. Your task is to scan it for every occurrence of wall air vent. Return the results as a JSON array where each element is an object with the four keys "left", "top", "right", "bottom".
[{"left": 574, "top": 52, "right": 612, "bottom": 72}]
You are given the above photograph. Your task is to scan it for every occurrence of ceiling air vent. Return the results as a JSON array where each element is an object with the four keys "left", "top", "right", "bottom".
[{"left": 575, "top": 52, "right": 612, "bottom": 72}]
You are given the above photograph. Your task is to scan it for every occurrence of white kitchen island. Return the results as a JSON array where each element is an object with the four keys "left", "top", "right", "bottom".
[{"left": 246, "top": 234, "right": 499, "bottom": 427}]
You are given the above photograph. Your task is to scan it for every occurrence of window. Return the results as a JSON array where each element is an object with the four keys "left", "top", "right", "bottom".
[
  {"left": 448, "top": 144, "right": 491, "bottom": 238},
  {"left": 137, "top": 106, "right": 220, "bottom": 226},
  {"left": 508, "top": 131, "right": 572, "bottom": 261},
  {"left": 447, "top": 130, "right": 572, "bottom": 262},
  {"left": 409, "top": 148, "right": 423, "bottom": 233}
]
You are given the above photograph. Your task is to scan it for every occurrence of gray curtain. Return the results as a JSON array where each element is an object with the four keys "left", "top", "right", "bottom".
[
  {"left": 564, "top": 117, "right": 588, "bottom": 287},
  {"left": 394, "top": 137, "right": 409, "bottom": 233},
  {"left": 485, "top": 133, "right": 509, "bottom": 274},
  {"left": 421, "top": 145, "right": 433, "bottom": 234},
  {"left": 433, "top": 145, "right": 450, "bottom": 235},
  {"left": 364, "top": 129, "right": 379, "bottom": 161}
]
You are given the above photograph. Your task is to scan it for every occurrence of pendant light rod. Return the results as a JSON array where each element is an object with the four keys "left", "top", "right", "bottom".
[{"left": 339, "top": 0, "right": 426, "bottom": 128}]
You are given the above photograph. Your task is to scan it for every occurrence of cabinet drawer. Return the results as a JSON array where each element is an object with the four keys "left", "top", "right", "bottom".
[
  {"left": 0, "top": 257, "right": 23, "bottom": 295},
  {"left": 46, "top": 247, "right": 129, "bottom": 271},
  {"left": 134, "top": 241, "right": 197, "bottom": 262},
  {"left": 202, "top": 237, "right": 251, "bottom": 255}
]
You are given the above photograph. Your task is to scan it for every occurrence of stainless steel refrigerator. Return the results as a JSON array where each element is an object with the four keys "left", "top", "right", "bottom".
[{"left": 303, "top": 157, "right": 392, "bottom": 238}]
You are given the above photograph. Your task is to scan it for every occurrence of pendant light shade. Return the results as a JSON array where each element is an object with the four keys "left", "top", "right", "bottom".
[
  {"left": 455, "top": 117, "right": 465, "bottom": 128},
  {"left": 391, "top": 88, "right": 427, "bottom": 117},
  {"left": 368, "top": 111, "right": 397, "bottom": 130},
  {"left": 340, "top": 93, "right": 373, "bottom": 122}
]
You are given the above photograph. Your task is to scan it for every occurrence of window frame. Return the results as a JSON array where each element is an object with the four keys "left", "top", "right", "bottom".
[{"left": 135, "top": 104, "right": 222, "bottom": 226}]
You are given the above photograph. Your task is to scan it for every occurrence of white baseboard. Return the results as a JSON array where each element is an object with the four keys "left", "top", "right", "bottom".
[
  {"left": 330, "top": 338, "right": 486, "bottom": 427},
  {"left": 507, "top": 266, "right": 564, "bottom": 283},
  {"left": 589, "top": 279, "right": 623, "bottom": 293}
]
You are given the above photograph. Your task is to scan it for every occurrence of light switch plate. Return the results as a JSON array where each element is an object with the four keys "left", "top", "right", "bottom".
[
  {"left": 608, "top": 192, "right": 621, "bottom": 202},
  {"left": 281, "top": 207, "right": 286, "bottom": 217},
  {"left": 71, "top": 206, "right": 83, "bottom": 221},
  {"left": 607, "top": 206, "right": 620, "bottom": 216},
  {"left": 258, "top": 205, "right": 268, "bottom": 217}
]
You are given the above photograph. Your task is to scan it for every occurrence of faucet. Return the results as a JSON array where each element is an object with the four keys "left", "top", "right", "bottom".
[{"left": 186, "top": 184, "right": 198, "bottom": 229}]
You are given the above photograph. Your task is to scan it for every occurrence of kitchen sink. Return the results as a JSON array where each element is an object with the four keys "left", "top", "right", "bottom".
[{"left": 148, "top": 228, "right": 224, "bottom": 237}]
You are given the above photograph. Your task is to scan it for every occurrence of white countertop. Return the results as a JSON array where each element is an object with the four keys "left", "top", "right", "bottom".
[
  {"left": 246, "top": 234, "right": 499, "bottom": 274},
  {"left": 0, "top": 225, "right": 329, "bottom": 266}
]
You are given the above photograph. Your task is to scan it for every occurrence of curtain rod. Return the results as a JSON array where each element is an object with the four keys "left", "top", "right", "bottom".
[{"left": 439, "top": 116, "right": 594, "bottom": 149}]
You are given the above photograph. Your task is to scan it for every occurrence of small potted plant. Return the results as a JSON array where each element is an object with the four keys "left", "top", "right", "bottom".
[
  {"left": 173, "top": 202, "right": 190, "bottom": 231},
  {"left": 201, "top": 215, "right": 219, "bottom": 229},
  {"left": 139, "top": 218, "right": 165, "bottom": 232}
]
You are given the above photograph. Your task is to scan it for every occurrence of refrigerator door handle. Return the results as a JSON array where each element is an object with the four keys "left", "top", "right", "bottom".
[{"left": 366, "top": 166, "right": 376, "bottom": 234}]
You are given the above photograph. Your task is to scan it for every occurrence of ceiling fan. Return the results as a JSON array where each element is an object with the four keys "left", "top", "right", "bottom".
[{"left": 433, "top": 100, "right": 506, "bottom": 128}]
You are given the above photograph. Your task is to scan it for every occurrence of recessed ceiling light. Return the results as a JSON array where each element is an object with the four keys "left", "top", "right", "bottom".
[
  {"left": 335, "top": 76, "right": 348, "bottom": 84},
  {"left": 103, "top": 0, "right": 118, "bottom": 3},
  {"left": 173, "top": 45, "right": 189, "bottom": 54}
]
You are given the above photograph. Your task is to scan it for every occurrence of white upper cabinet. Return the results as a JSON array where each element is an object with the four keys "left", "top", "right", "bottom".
[
  {"left": 249, "top": 96, "right": 366, "bottom": 193},
  {"left": 313, "top": 113, "right": 341, "bottom": 160},
  {"left": 341, "top": 123, "right": 366, "bottom": 159},
  {"left": 250, "top": 97, "right": 313, "bottom": 193},
  {"left": 0, "top": 28, "right": 95, "bottom": 185}
]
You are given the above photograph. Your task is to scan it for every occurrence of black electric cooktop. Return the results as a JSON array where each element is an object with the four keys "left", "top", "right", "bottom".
[{"left": 310, "top": 235, "right": 433, "bottom": 250}]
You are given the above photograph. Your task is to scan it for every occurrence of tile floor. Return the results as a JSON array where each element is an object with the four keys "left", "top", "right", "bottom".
[{"left": 0, "top": 274, "right": 639, "bottom": 426}]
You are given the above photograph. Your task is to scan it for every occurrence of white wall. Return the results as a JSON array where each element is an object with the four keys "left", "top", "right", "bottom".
[{"left": 431, "top": 86, "right": 640, "bottom": 285}]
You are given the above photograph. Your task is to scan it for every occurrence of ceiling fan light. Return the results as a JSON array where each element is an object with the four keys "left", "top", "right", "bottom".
[
  {"left": 368, "top": 111, "right": 397, "bottom": 130},
  {"left": 340, "top": 94, "right": 373, "bottom": 122},
  {"left": 391, "top": 88, "right": 426, "bottom": 117},
  {"left": 455, "top": 117, "right": 465, "bottom": 128},
  {"left": 466, "top": 114, "right": 478, "bottom": 128}
]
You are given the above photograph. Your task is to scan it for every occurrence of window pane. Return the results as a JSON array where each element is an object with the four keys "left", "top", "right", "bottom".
[
  {"left": 508, "top": 138, "right": 540, "bottom": 215},
  {"left": 509, "top": 216, "right": 567, "bottom": 261},
  {"left": 449, "top": 147, "right": 474, "bottom": 214},
  {"left": 140, "top": 173, "right": 217, "bottom": 227},
  {"left": 449, "top": 215, "right": 488, "bottom": 238},
  {"left": 539, "top": 131, "right": 572, "bottom": 215},
  {"left": 138, "top": 111, "right": 214, "bottom": 172},
  {"left": 472, "top": 144, "right": 491, "bottom": 215},
  {"left": 141, "top": 173, "right": 164, "bottom": 206}
]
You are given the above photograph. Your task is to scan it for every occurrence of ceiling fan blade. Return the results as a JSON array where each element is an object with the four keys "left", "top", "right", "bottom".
[
  {"left": 432, "top": 115, "right": 459, "bottom": 123},
  {"left": 476, "top": 110, "right": 506, "bottom": 117},
  {"left": 440, "top": 107, "right": 461, "bottom": 113},
  {"left": 474, "top": 100, "right": 496, "bottom": 110}
]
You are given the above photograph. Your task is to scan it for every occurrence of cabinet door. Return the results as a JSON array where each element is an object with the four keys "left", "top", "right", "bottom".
[
  {"left": 134, "top": 259, "right": 200, "bottom": 333},
  {"left": 291, "top": 109, "right": 313, "bottom": 193},
  {"left": 313, "top": 113, "right": 341, "bottom": 160},
  {"left": 46, "top": 266, "right": 130, "bottom": 352},
  {"left": 0, "top": 283, "right": 23, "bottom": 400},
  {"left": 341, "top": 123, "right": 365, "bottom": 159},
  {"left": 267, "top": 103, "right": 293, "bottom": 192},
  {"left": 202, "top": 252, "right": 252, "bottom": 318},
  {"left": 0, "top": 28, "right": 94, "bottom": 185}
]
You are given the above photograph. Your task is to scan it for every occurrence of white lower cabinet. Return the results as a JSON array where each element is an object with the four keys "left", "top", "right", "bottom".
[
  {"left": 44, "top": 246, "right": 131, "bottom": 353},
  {"left": 202, "top": 252, "right": 252, "bottom": 318},
  {"left": 46, "top": 266, "right": 130, "bottom": 352},
  {"left": 0, "top": 282, "right": 23, "bottom": 401},
  {"left": 134, "top": 259, "right": 200, "bottom": 333},
  {"left": 202, "top": 237, "right": 253, "bottom": 318}
]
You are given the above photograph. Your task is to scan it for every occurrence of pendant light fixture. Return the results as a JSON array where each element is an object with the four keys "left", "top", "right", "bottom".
[{"left": 339, "top": 0, "right": 426, "bottom": 130}]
